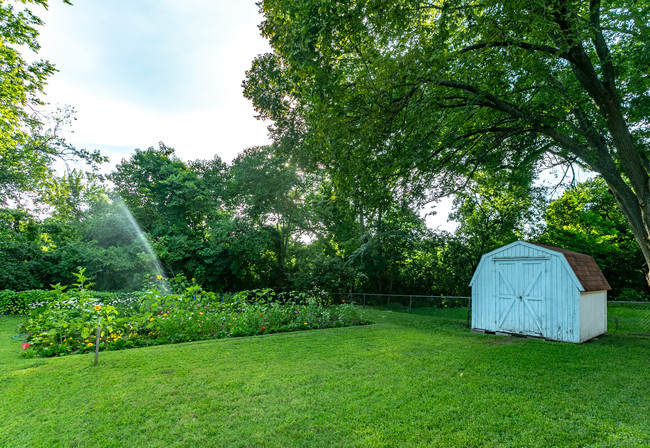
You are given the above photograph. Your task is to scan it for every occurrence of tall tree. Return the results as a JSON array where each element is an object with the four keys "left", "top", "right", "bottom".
[
  {"left": 228, "top": 145, "right": 312, "bottom": 287},
  {"left": 332, "top": 200, "right": 428, "bottom": 294},
  {"left": 245, "top": 0, "right": 650, "bottom": 284},
  {"left": 1, "top": 2, "right": 105, "bottom": 204},
  {"left": 110, "top": 143, "right": 227, "bottom": 276},
  {"left": 0, "top": 208, "right": 43, "bottom": 289},
  {"left": 39, "top": 168, "right": 108, "bottom": 221},
  {"left": 1, "top": 0, "right": 58, "bottom": 151},
  {"left": 451, "top": 169, "right": 545, "bottom": 258}
]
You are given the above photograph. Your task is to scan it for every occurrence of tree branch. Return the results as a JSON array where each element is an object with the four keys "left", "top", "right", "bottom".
[
  {"left": 589, "top": 0, "right": 618, "bottom": 98},
  {"left": 429, "top": 79, "right": 526, "bottom": 118},
  {"left": 460, "top": 41, "right": 564, "bottom": 57}
]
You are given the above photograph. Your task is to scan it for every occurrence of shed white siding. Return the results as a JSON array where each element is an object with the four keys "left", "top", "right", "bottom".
[
  {"left": 470, "top": 241, "right": 608, "bottom": 343},
  {"left": 579, "top": 291, "right": 607, "bottom": 342}
]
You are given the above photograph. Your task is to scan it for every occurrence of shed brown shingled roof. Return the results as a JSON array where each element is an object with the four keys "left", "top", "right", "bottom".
[{"left": 533, "top": 244, "right": 611, "bottom": 291}]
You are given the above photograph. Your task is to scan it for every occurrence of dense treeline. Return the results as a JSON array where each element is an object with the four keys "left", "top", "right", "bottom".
[{"left": 1, "top": 143, "right": 647, "bottom": 299}]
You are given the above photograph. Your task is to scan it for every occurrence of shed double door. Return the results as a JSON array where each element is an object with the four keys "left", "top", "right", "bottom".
[{"left": 494, "top": 259, "right": 546, "bottom": 336}]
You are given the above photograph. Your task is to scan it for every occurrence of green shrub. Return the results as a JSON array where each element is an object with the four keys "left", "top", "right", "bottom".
[
  {"left": 101, "top": 291, "right": 147, "bottom": 314},
  {"left": 614, "top": 288, "right": 649, "bottom": 302},
  {"left": 0, "top": 290, "right": 18, "bottom": 314},
  {"left": 0, "top": 289, "right": 56, "bottom": 315},
  {"left": 0, "top": 288, "right": 151, "bottom": 317},
  {"left": 234, "top": 289, "right": 321, "bottom": 305}
]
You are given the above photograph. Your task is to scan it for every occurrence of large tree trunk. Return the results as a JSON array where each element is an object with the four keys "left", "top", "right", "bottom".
[
  {"left": 601, "top": 176, "right": 650, "bottom": 285},
  {"left": 595, "top": 110, "right": 650, "bottom": 286},
  {"left": 560, "top": 18, "right": 650, "bottom": 286}
]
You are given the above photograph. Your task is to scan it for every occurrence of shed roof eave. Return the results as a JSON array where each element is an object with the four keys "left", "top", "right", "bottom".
[
  {"left": 531, "top": 243, "right": 611, "bottom": 291},
  {"left": 469, "top": 241, "right": 586, "bottom": 292}
]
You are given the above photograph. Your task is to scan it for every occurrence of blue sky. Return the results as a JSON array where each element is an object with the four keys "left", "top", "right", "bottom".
[{"left": 35, "top": 0, "right": 271, "bottom": 167}]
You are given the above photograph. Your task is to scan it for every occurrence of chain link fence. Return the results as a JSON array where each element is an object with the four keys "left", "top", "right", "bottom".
[
  {"left": 607, "top": 301, "right": 650, "bottom": 336},
  {"left": 332, "top": 293, "right": 650, "bottom": 336},
  {"left": 333, "top": 292, "right": 470, "bottom": 309},
  {"left": 331, "top": 293, "right": 471, "bottom": 326}
]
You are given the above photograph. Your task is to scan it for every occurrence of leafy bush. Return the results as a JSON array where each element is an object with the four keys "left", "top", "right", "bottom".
[
  {"left": 234, "top": 288, "right": 325, "bottom": 305},
  {"left": 101, "top": 291, "right": 148, "bottom": 314},
  {"left": 0, "top": 290, "right": 17, "bottom": 315},
  {"left": 233, "top": 288, "right": 276, "bottom": 303},
  {"left": 1, "top": 288, "right": 148, "bottom": 317},
  {"left": 0, "top": 289, "right": 55, "bottom": 315},
  {"left": 614, "top": 288, "right": 650, "bottom": 302}
]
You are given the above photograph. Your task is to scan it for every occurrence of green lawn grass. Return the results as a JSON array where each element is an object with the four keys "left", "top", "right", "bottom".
[{"left": 1, "top": 309, "right": 649, "bottom": 448}]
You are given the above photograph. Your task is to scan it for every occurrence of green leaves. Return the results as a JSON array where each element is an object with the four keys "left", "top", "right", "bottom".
[
  {"left": 71, "top": 267, "right": 94, "bottom": 291},
  {"left": 0, "top": 1, "right": 54, "bottom": 149},
  {"left": 1, "top": 2, "right": 107, "bottom": 205},
  {"left": 252, "top": 0, "right": 648, "bottom": 189},
  {"left": 80, "top": 327, "right": 90, "bottom": 340},
  {"left": 247, "top": 0, "right": 650, "bottom": 285},
  {"left": 539, "top": 177, "right": 647, "bottom": 294}
]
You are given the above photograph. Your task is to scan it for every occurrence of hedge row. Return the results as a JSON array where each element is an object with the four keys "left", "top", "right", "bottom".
[{"left": 0, "top": 290, "right": 143, "bottom": 315}]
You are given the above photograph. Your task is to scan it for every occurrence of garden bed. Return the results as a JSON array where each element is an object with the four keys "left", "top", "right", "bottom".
[{"left": 16, "top": 278, "right": 367, "bottom": 358}]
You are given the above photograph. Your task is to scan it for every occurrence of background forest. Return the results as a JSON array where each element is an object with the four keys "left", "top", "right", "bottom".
[
  {"left": 1, "top": 142, "right": 647, "bottom": 299},
  {"left": 2, "top": 0, "right": 648, "bottom": 300}
]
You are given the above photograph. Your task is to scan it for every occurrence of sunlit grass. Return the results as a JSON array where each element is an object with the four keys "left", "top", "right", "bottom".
[{"left": 1, "top": 309, "right": 649, "bottom": 447}]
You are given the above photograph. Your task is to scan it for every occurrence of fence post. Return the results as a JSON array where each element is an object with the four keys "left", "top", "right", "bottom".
[{"left": 409, "top": 295, "right": 413, "bottom": 312}]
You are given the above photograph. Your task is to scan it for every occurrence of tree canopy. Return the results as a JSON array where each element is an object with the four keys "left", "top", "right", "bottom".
[
  {"left": 539, "top": 176, "right": 646, "bottom": 292},
  {"left": 245, "top": 0, "right": 650, "bottom": 282},
  {"left": 0, "top": 1, "right": 104, "bottom": 205}
]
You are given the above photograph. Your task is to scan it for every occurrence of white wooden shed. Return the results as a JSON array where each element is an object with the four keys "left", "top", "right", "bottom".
[{"left": 469, "top": 241, "right": 611, "bottom": 343}]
